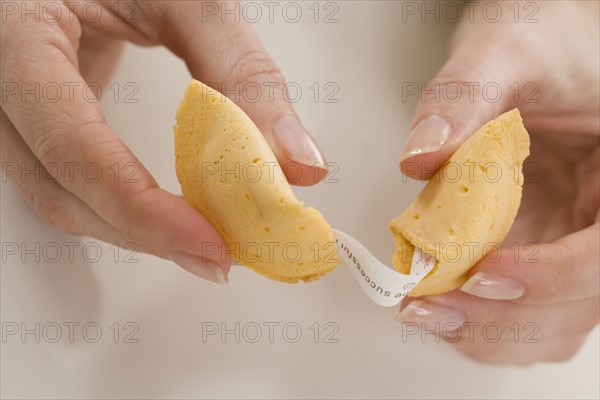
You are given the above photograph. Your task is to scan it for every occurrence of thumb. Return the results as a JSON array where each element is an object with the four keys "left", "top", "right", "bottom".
[
  {"left": 151, "top": 2, "right": 327, "bottom": 186},
  {"left": 399, "top": 34, "right": 529, "bottom": 180}
]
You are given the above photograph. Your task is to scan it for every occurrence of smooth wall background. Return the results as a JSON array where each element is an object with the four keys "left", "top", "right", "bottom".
[{"left": 2, "top": 2, "right": 599, "bottom": 398}]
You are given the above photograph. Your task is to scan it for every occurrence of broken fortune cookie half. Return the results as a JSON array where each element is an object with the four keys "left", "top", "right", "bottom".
[
  {"left": 390, "top": 109, "right": 530, "bottom": 296},
  {"left": 174, "top": 80, "right": 340, "bottom": 283}
]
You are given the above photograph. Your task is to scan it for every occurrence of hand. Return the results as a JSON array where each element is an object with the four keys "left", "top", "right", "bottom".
[
  {"left": 1, "top": 1, "right": 327, "bottom": 284},
  {"left": 395, "top": 1, "right": 599, "bottom": 364}
]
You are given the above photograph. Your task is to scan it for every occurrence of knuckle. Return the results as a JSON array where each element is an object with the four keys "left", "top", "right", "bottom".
[
  {"left": 431, "top": 65, "right": 487, "bottom": 87},
  {"left": 32, "top": 118, "right": 105, "bottom": 176},
  {"left": 423, "top": 63, "right": 497, "bottom": 105},
  {"left": 454, "top": 344, "right": 495, "bottom": 363},
  {"left": 228, "top": 49, "right": 285, "bottom": 87},
  {"left": 117, "top": 185, "right": 156, "bottom": 241},
  {"left": 32, "top": 127, "right": 70, "bottom": 169},
  {"left": 28, "top": 188, "right": 81, "bottom": 235},
  {"left": 3, "top": 4, "right": 81, "bottom": 57},
  {"left": 456, "top": 342, "right": 535, "bottom": 366},
  {"left": 534, "top": 280, "right": 566, "bottom": 304},
  {"left": 539, "top": 244, "right": 577, "bottom": 304}
]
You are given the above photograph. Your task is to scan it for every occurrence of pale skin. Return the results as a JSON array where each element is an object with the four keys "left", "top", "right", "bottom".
[
  {"left": 1, "top": 1, "right": 598, "bottom": 365},
  {"left": 1, "top": 0, "right": 327, "bottom": 283},
  {"left": 397, "top": 1, "right": 599, "bottom": 364}
]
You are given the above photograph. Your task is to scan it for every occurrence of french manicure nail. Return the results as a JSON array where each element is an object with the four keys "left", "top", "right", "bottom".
[
  {"left": 272, "top": 116, "right": 326, "bottom": 168},
  {"left": 460, "top": 272, "right": 524, "bottom": 300},
  {"left": 394, "top": 300, "right": 464, "bottom": 332},
  {"left": 170, "top": 251, "right": 228, "bottom": 284},
  {"left": 400, "top": 116, "right": 451, "bottom": 161}
]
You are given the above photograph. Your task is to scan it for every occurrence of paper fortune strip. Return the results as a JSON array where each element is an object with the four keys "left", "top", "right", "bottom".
[{"left": 332, "top": 229, "right": 435, "bottom": 307}]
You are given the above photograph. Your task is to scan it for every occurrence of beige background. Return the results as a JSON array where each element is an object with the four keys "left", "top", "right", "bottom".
[{"left": 1, "top": 2, "right": 599, "bottom": 398}]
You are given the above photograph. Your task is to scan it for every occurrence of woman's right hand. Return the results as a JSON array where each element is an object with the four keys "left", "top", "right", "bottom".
[{"left": 1, "top": 1, "right": 327, "bottom": 284}]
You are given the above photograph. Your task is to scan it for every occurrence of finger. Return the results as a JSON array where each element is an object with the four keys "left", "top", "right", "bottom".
[
  {"left": 573, "top": 146, "right": 600, "bottom": 229},
  {"left": 399, "top": 11, "right": 537, "bottom": 180},
  {"left": 452, "top": 332, "right": 590, "bottom": 366},
  {"left": 141, "top": 1, "right": 328, "bottom": 185},
  {"left": 1, "top": 108, "right": 132, "bottom": 246},
  {"left": 1, "top": 3, "right": 231, "bottom": 283},
  {"left": 0, "top": 23, "right": 134, "bottom": 248},
  {"left": 396, "top": 291, "right": 599, "bottom": 365},
  {"left": 459, "top": 223, "right": 600, "bottom": 304},
  {"left": 77, "top": 24, "right": 125, "bottom": 89}
]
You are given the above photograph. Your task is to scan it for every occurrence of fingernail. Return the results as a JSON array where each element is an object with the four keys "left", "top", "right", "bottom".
[
  {"left": 170, "top": 251, "right": 228, "bottom": 284},
  {"left": 394, "top": 300, "right": 464, "bottom": 332},
  {"left": 400, "top": 116, "right": 451, "bottom": 161},
  {"left": 272, "top": 116, "right": 326, "bottom": 168},
  {"left": 460, "top": 272, "right": 524, "bottom": 300}
]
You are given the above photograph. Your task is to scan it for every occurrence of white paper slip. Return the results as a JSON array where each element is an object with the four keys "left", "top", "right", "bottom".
[{"left": 332, "top": 229, "right": 436, "bottom": 307}]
